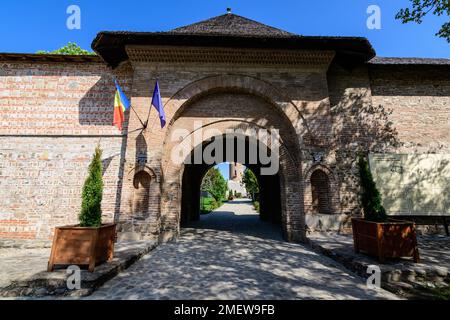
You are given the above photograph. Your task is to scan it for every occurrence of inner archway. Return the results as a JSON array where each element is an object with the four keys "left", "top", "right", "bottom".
[{"left": 180, "top": 134, "right": 282, "bottom": 237}]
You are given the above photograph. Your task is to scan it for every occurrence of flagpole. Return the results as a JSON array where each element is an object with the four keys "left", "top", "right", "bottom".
[
  {"left": 145, "top": 80, "right": 156, "bottom": 128},
  {"left": 145, "top": 106, "right": 152, "bottom": 129},
  {"left": 129, "top": 105, "right": 146, "bottom": 129},
  {"left": 114, "top": 77, "right": 146, "bottom": 130}
]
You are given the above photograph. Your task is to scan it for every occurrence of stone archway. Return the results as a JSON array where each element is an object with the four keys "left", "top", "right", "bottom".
[{"left": 160, "top": 87, "right": 306, "bottom": 242}]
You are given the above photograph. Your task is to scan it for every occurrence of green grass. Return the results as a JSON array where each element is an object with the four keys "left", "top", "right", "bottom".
[
  {"left": 200, "top": 197, "right": 223, "bottom": 215},
  {"left": 253, "top": 201, "right": 260, "bottom": 213}
]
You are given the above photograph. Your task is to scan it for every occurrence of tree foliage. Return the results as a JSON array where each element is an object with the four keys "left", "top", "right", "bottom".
[
  {"left": 79, "top": 146, "right": 103, "bottom": 227},
  {"left": 37, "top": 42, "right": 96, "bottom": 55},
  {"left": 396, "top": 0, "right": 450, "bottom": 42},
  {"left": 358, "top": 155, "right": 388, "bottom": 222},
  {"left": 201, "top": 167, "right": 227, "bottom": 202},
  {"left": 243, "top": 168, "right": 259, "bottom": 199}
]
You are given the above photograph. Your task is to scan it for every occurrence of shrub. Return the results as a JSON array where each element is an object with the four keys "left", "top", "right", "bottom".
[
  {"left": 79, "top": 146, "right": 103, "bottom": 227},
  {"left": 253, "top": 201, "right": 260, "bottom": 213},
  {"left": 358, "top": 155, "right": 387, "bottom": 222},
  {"left": 211, "top": 198, "right": 218, "bottom": 210},
  {"left": 200, "top": 197, "right": 224, "bottom": 214},
  {"left": 243, "top": 169, "right": 259, "bottom": 201}
]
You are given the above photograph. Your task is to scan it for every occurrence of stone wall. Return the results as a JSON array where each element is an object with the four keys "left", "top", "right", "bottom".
[{"left": 0, "top": 60, "right": 133, "bottom": 240}]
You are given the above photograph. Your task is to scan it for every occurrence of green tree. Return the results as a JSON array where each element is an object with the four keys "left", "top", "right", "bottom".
[
  {"left": 37, "top": 42, "right": 96, "bottom": 55},
  {"left": 358, "top": 155, "right": 388, "bottom": 222},
  {"left": 79, "top": 146, "right": 103, "bottom": 227},
  {"left": 243, "top": 168, "right": 259, "bottom": 200},
  {"left": 201, "top": 167, "right": 227, "bottom": 202},
  {"left": 396, "top": 0, "right": 449, "bottom": 42}
]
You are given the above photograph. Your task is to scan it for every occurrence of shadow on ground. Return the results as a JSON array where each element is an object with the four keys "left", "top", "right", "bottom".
[{"left": 89, "top": 200, "right": 397, "bottom": 300}]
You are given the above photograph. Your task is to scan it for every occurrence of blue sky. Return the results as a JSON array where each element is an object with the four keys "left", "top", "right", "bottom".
[
  {"left": 217, "top": 163, "right": 230, "bottom": 181},
  {"left": 0, "top": 0, "right": 448, "bottom": 57}
]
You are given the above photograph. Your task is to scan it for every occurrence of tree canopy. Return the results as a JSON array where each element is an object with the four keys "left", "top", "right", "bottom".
[
  {"left": 396, "top": 0, "right": 449, "bottom": 42},
  {"left": 201, "top": 167, "right": 228, "bottom": 202},
  {"left": 37, "top": 42, "right": 96, "bottom": 55},
  {"left": 243, "top": 168, "right": 259, "bottom": 199}
]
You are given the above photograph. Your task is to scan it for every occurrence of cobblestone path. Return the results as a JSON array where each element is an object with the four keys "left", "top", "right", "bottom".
[{"left": 89, "top": 200, "right": 398, "bottom": 300}]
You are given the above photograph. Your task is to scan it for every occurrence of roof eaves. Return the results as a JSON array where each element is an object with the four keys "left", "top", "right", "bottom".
[
  {"left": 368, "top": 56, "right": 450, "bottom": 65},
  {"left": 0, "top": 53, "right": 102, "bottom": 63}
]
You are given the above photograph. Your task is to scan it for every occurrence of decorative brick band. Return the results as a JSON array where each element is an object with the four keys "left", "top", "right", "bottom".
[
  {"left": 0, "top": 232, "right": 37, "bottom": 240},
  {"left": 126, "top": 46, "right": 335, "bottom": 67},
  {"left": 0, "top": 220, "right": 30, "bottom": 226}
]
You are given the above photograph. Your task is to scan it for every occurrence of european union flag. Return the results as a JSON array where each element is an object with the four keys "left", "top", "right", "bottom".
[{"left": 151, "top": 80, "right": 166, "bottom": 128}]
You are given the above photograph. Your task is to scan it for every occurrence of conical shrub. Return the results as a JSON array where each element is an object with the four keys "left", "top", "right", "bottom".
[
  {"left": 358, "top": 155, "right": 388, "bottom": 222},
  {"left": 79, "top": 146, "right": 103, "bottom": 227}
]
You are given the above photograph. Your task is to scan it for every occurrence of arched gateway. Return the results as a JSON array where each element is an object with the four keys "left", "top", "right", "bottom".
[
  {"left": 0, "top": 12, "right": 449, "bottom": 243},
  {"left": 91, "top": 13, "right": 377, "bottom": 243},
  {"left": 162, "top": 88, "right": 305, "bottom": 242}
]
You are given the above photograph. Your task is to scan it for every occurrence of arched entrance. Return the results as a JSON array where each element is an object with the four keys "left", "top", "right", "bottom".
[
  {"left": 180, "top": 135, "right": 282, "bottom": 229},
  {"left": 160, "top": 83, "right": 306, "bottom": 243}
]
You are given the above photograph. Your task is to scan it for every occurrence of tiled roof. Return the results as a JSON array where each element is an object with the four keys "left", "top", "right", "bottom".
[
  {"left": 369, "top": 57, "right": 450, "bottom": 65},
  {"left": 170, "top": 13, "right": 295, "bottom": 37}
]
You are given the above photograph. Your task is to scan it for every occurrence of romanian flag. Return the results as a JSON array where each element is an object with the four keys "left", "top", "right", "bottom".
[{"left": 113, "top": 80, "right": 130, "bottom": 131}]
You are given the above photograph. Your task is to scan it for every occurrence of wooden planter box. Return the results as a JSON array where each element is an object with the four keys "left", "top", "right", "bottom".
[
  {"left": 351, "top": 218, "right": 420, "bottom": 263},
  {"left": 48, "top": 224, "right": 117, "bottom": 273}
]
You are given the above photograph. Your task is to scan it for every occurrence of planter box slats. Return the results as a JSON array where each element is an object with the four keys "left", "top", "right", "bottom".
[
  {"left": 48, "top": 224, "right": 116, "bottom": 273},
  {"left": 352, "top": 218, "right": 420, "bottom": 263}
]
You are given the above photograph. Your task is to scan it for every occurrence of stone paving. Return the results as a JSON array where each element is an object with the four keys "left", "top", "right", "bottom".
[
  {"left": 89, "top": 200, "right": 397, "bottom": 300},
  {"left": 308, "top": 232, "right": 450, "bottom": 294},
  {"left": 0, "top": 241, "right": 156, "bottom": 297},
  {"left": 0, "top": 248, "right": 50, "bottom": 289},
  {"left": 309, "top": 232, "right": 450, "bottom": 271}
]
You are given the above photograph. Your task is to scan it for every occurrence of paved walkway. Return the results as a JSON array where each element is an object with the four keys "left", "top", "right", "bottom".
[
  {"left": 308, "top": 232, "right": 450, "bottom": 289},
  {"left": 0, "top": 248, "right": 49, "bottom": 289},
  {"left": 90, "top": 200, "right": 397, "bottom": 300},
  {"left": 0, "top": 241, "right": 156, "bottom": 298}
]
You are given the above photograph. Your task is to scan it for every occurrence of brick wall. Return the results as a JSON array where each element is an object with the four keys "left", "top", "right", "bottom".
[
  {"left": 326, "top": 64, "right": 375, "bottom": 219},
  {"left": 369, "top": 64, "right": 450, "bottom": 154},
  {"left": 0, "top": 55, "right": 448, "bottom": 241},
  {"left": 324, "top": 63, "right": 450, "bottom": 232},
  {"left": 0, "top": 60, "right": 133, "bottom": 240}
]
